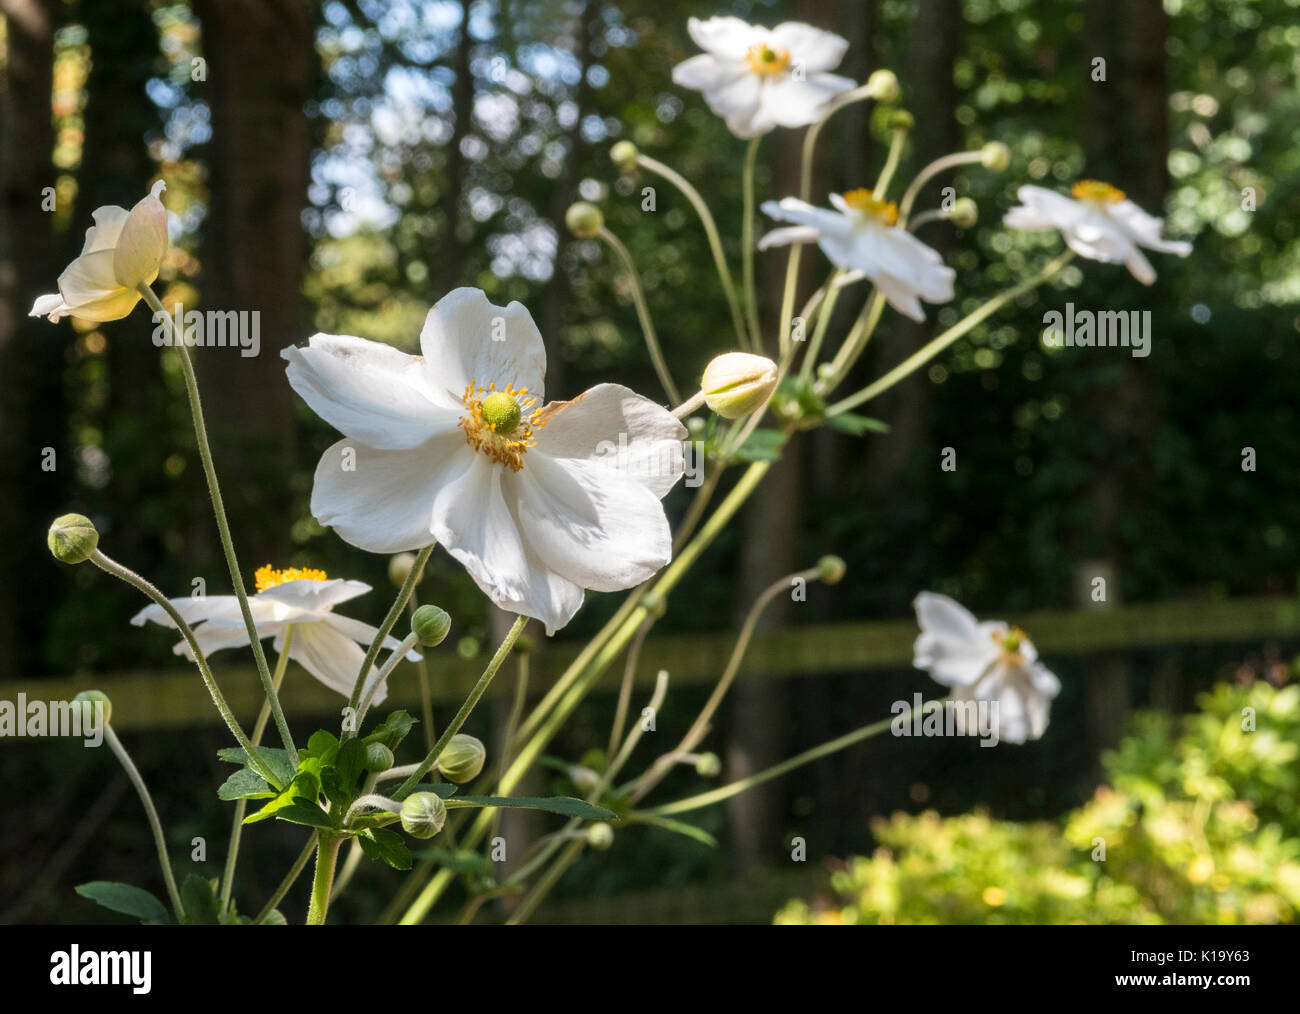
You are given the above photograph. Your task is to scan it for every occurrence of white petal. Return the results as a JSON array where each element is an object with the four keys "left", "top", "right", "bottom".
[
  {"left": 113, "top": 181, "right": 168, "bottom": 288},
  {"left": 762, "top": 197, "right": 849, "bottom": 233},
  {"left": 310, "top": 435, "right": 473, "bottom": 553},
  {"left": 283, "top": 332, "right": 460, "bottom": 449},
  {"left": 513, "top": 453, "right": 673, "bottom": 594},
  {"left": 30, "top": 292, "right": 72, "bottom": 321},
  {"left": 418, "top": 288, "right": 546, "bottom": 399},
  {"left": 769, "top": 22, "right": 849, "bottom": 73},
  {"left": 912, "top": 592, "right": 998, "bottom": 687},
  {"left": 671, "top": 53, "right": 744, "bottom": 92},
  {"left": 532, "top": 383, "right": 686, "bottom": 498},
  {"left": 131, "top": 594, "right": 247, "bottom": 629},
  {"left": 687, "top": 16, "right": 765, "bottom": 59},
  {"left": 1125, "top": 245, "right": 1157, "bottom": 285},
  {"left": 759, "top": 75, "right": 854, "bottom": 128},
  {"left": 256, "top": 578, "right": 371, "bottom": 613},
  {"left": 80, "top": 205, "right": 130, "bottom": 255},
  {"left": 323, "top": 613, "right": 421, "bottom": 660},
  {"left": 56, "top": 250, "right": 140, "bottom": 322},
  {"left": 706, "top": 74, "right": 764, "bottom": 137},
  {"left": 288, "top": 620, "right": 387, "bottom": 704},
  {"left": 757, "top": 225, "right": 820, "bottom": 250}
]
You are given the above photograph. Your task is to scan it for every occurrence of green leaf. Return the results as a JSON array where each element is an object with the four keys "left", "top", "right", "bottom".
[
  {"left": 217, "top": 745, "right": 295, "bottom": 788},
  {"left": 273, "top": 802, "right": 335, "bottom": 829},
  {"left": 824, "top": 412, "right": 890, "bottom": 436},
  {"left": 632, "top": 813, "right": 718, "bottom": 847},
  {"left": 217, "top": 767, "right": 276, "bottom": 801},
  {"left": 733, "top": 428, "right": 789, "bottom": 462},
  {"left": 445, "top": 795, "right": 617, "bottom": 820},
  {"left": 305, "top": 728, "right": 340, "bottom": 762},
  {"left": 75, "top": 882, "right": 170, "bottom": 925},
  {"left": 363, "top": 710, "right": 417, "bottom": 751},
  {"left": 357, "top": 827, "right": 412, "bottom": 870},
  {"left": 404, "top": 782, "right": 458, "bottom": 798},
  {"left": 244, "top": 772, "right": 321, "bottom": 824},
  {"left": 180, "top": 874, "right": 221, "bottom": 925},
  {"left": 334, "top": 738, "right": 368, "bottom": 796}
]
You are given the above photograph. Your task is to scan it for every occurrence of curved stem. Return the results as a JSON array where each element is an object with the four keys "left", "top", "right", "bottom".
[
  {"left": 598, "top": 227, "right": 682, "bottom": 404},
  {"left": 89, "top": 549, "right": 279, "bottom": 789},
  {"left": 873, "top": 128, "right": 908, "bottom": 199},
  {"left": 407, "top": 597, "right": 438, "bottom": 752},
  {"left": 798, "top": 268, "right": 846, "bottom": 382},
  {"left": 897, "top": 150, "right": 983, "bottom": 226},
  {"left": 357, "top": 631, "right": 420, "bottom": 727},
  {"left": 104, "top": 724, "right": 184, "bottom": 921},
  {"left": 635, "top": 153, "right": 747, "bottom": 349},
  {"left": 741, "top": 135, "right": 763, "bottom": 349},
  {"left": 137, "top": 283, "right": 295, "bottom": 761},
  {"left": 821, "top": 290, "right": 887, "bottom": 393},
  {"left": 254, "top": 835, "right": 315, "bottom": 924}
]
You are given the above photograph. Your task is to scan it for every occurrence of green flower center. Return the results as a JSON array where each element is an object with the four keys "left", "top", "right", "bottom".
[{"left": 480, "top": 391, "right": 523, "bottom": 435}]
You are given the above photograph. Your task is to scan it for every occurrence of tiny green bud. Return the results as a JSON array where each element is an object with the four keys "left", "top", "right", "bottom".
[
  {"left": 610, "top": 140, "right": 639, "bottom": 171},
  {"left": 886, "top": 109, "right": 915, "bottom": 132},
  {"left": 363, "top": 742, "right": 394, "bottom": 773},
  {"left": 816, "top": 555, "right": 846, "bottom": 585},
  {"left": 569, "top": 764, "right": 601, "bottom": 795},
  {"left": 411, "top": 604, "right": 452, "bottom": 647},
  {"left": 686, "top": 416, "right": 707, "bottom": 438},
  {"left": 694, "top": 752, "right": 721, "bottom": 778},
  {"left": 73, "top": 689, "right": 111, "bottom": 727},
  {"left": 866, "top": 69, "right": 900, "bottom": 104},
  {"left": 701, "top": 352, "right": 779, "bottom": 420},
  {"left": 400, "top": 792, "right": 447, "bottom": 839},
  {"left": 565, "top": 201, "right": 604, "bottom": 238},
  {"left": 586, "top": 822, "right": 615, "bottom": 850},
  {"left": 436, "top": 733, "right": 486, "bottom": 783},
  {"left": 48, "top": 513, "right": 98, "bottom": 565},
  {"left": 949, "top": 197, "right": 978, "bottom": 229},
  {"left": 981, "top": 141, "right": 1011, "bottom": 171},
  {"left": 388, "top": 552, "right": 417, "bottom": 589}
]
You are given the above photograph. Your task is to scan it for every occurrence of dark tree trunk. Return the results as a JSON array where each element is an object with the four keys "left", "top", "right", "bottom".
[{"left": 440, "top": 0, "right": 475, "bottom": 281}]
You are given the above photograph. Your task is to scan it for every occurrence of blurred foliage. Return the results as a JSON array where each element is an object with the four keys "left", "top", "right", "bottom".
[{"left": 775, "top": 679, "right": 1300, "bottom": 924}]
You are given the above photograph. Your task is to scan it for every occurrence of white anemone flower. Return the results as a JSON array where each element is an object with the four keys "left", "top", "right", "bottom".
[
  {"left": 30, "top": 180, "right": 169, "bottom": 323},
  {"left": 131, "top": 566, "right": 419, "bottom": 704},
  {"left": 672, "top": 17, "right": 855, "bottom": 138},
  {"left": 1003, "top": 180, "right": 1192, "bottom": 285},
  {"left": 760, "top": 190, "right": 955, "bottom": 321},
  {"left": 282, "top": 287, "right": 687, "bottom": 635},
  {"left": 911, "top": 592, "right": 1060, "bottom": 744}
]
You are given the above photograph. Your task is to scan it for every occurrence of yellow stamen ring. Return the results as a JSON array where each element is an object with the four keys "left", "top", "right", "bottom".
[
  {"left": 1071, "top": 179, "right": 1126, "bottom": 205},
  {"left": 255, "top": 565, "right": 328, "bottom": 592},
  {"left": 459, "top": 382, "right": 545, "bottom": 471},
  {"left": 746, "top": 42, "right": 791, "bottom": 75},
  {"left": 841, "top": 188, "right": 899, "bottom": 226}
]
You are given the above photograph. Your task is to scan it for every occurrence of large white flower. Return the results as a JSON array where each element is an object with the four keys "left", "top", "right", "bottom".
[
  {"left": 672, "top": 17, "right": 855, "bottom": 138},
  {"left": 1003, "top": 180, "right": 1192, "bottom": 285},
  {"left": 760, "top": 190, "right": 955, "bottom": 321},
  {"left": 30, "top": 180, "right": 169, "bottom": 323},
  {"left": 132, "top": 566, "right": 418, "bottom": 704},
  {"left": 911, "top": 592, "right": 1060, "bottom": 744},
  {"left": 282, "top": 287, "right": 687, "bottom": 634}
]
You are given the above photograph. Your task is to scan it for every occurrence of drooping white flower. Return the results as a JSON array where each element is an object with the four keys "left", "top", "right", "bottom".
[
  {"left": 911, "top": 592, "right": 1060, "bottom": 744},
  {"left": 132, "top": 566, "right": 418, "bottom": 704},
  {"left": 760, "top": 190, "right": 955, "bottom": 321},
  {"left": 282, "top": 287, "right": 687, "bottom": 634},
  {"left": 1003, "top": 180, "right": 1192, "bottom": 285},
  {"left": 30, "top": 180, "right": 169, "bottom": 323},
  {"left": 672, "top": 17, "right": 855, "bottom": 138}
]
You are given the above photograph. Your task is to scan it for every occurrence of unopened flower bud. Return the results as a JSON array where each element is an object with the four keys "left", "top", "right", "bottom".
[
  {"left": 73, "top": 689, "right": 112, "bottom": 727},
  {"left": 816, "top": 555, "right": 846, "bottom": 585},
  {"left": 694, "top": 752, "right": 721, "bottom": 778},
  {"left": 565, "top": 202, "right": 604, "bottom": 238},
  {"left": 48, "top": 513, "right": 99, "bottom": 565},
  {"left": 363, "top": 743, "right": 394, "bottom": 773},
  {"left": 388, "top": 552, "right": 417, "bottom": 588},
  {"left": 400, "top": 792, "right": 447, "bottom": 839},
  {"left": 886, "top": 109, "right": 914, "bottom": 132},
  {"left": 411, "top": 605, "right": 451, "bottom": 647},
  {"left": 701, "top": 352, "right": 778, "bottom": 420},
  {"left": 112, "top": 180, "right": 168, "bottom": 289},
  {"left": 640, "top": 590, "right": 666, "bottom": 619},
  {"left": 610, "top": 140, "right": 639, "bottom": 171},
  {"left": 866, "top": 69, "right": 900, "bottom": 104},
  {"left": 436, "top": 733, "right": 486, "bottom": 783},
  {"left": 949, "top": 198, "right": 978, "bottom": 229},
  {"left": 586, "top": 822, "right": 615, "bottom": 850},
  {"left": 981, "top": 141, "right": 1011, "bottom": 171},
  {"left": 569, "top": 764, "right": 601, "bottom": 795}
]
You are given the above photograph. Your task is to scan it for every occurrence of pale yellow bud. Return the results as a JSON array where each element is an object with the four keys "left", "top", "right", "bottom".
[
  {"left": 112, "top": 180, "right": 169, "bottom": 289},
  {"left": 701, "top": 352, "right": 778, "bottom": 420}
]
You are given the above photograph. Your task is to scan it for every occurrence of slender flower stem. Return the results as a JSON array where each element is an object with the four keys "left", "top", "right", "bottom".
[
  {"left": 508, "top": 838, "right": 585, "bottom": 926},
  {"left": 254, "top": 835, "right": 315, "bottom": 924},
  {"left": 406, "top": 597, "right": 438, "bottom": 752},
  {"left": 103, "top": 724, "right": 184, "bottom": 921},
  {"left": 821, "top": 290, "right": 886, "bottom": 393},
  {"left": 392, "top": 615, "right": 529, "bottom": 799},
  {"left": 358, "top": 631, "right": 420, "bottom": 726},
  {"left": 635, "top": 153, "right": 747, "bottom": 349},
  {"left": 798, "top": 268, "right": 846, "bottom": 381},
  {"left": 221, "top": 625, "right": 294, "bottom": 912},
  {"left": 741, "top": 136, "right": 763, "bottom": 349},
  {"left": 873, "top": 127, "right": 908, "bottom": 199},
  {"left": 345, "top": 542, "right": 434, "bottom": 735},
  {"left": 136, "top": 283, "right": 296, "bottom": 762},
  {"left": 608, "top": 617, "right": 653, "bottom": 758},
  {"left": 906, "top": 208, "right": 947, "bottom": 231},
  {"left": 897, "top": 150, "right": 984, "bottom": 226},
  {"left": 89, "top": 549, "right": 280, "bottom": 789},
  {"left": 306, "top": 832, "right": 342, "bottom": 925},
  {"left": 598, "top": 227, "right": 681, "bottom": 404},
  {"left": 826, "top": 249, "right": 1078, "bottom": 416},
  {"left": 671, "top": 390, "right": 706, "bottom": 419}
]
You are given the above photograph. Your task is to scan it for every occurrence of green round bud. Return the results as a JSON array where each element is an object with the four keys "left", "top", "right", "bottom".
[
  {"left": 565, "top": 201, "right": 604, "bottom": 238},
  {"left": 48, "top": 513, "right": 98, "bottom": 565},
  {"left": 816, "top": 555, "right": 846, "bottom": 585},
  {"left": 411, "top": 605, "right": 452, "bottom": 647},
  {"left": 949, "top": 197, "right": 978, "bottom": 229},
  {"left": 866, "top": 69, "right": 900, "bottom": 104},
  {"left": 981, "top": 141, "right": 1011, "bottom": 172},
  {"left": 694, "top": 752, "right": 721, "bottom": 778},
  {"left": 686, "top": 416, "right": 707, "bottom": 438},
  {"left": 363, "top": 743, "right": 394, "bottom": 773},
  {"left": 886, "top": 109, "right": 915, "bottom": 132},
  {"left": 388, "top": 552, "right": 417, "bottom": 589},
  {"left": 436, "top": 733, "right": 486, "bottom": 784},
  {"left": 586, "top": 822, "right": 615, "bottom": 851},
  {"left": 569, "top": 764, "right": 601, "bottom": 795},
  {"left": 481, "top": 391, "right": 522, "bottom": 434},
  {"left": 702, "top": 352, "right": 779, "bottom": 420},
  {"left": 73, "top": 689, "right": 112, "bottom": 726},
  {"left": 400, "top": 792, "right": 447, "bottom": 839},
  {"left": 610, "top": 140, "right": 639, "bottom": 171}
]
